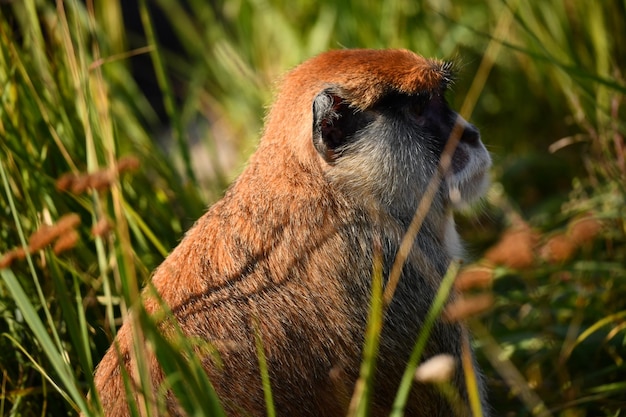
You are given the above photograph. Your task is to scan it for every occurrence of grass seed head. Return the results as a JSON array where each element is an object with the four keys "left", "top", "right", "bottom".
[
  {"left": 55, "top": 213, "right": 81, "bottom": 233},
  {"left": 70, "top": 174, "right": 91, "bottom": 194},
  {"left": 540, "top": 233, "right": 576, "bottom": 264},
  {"left": 28, "top": 224, "right": 56, "bottom": 251},
  {"left": 91, "top": 217, "right": 112, "bottom": 237},
  {"left": 484, "top": 223, "right": 538, "bottom": 269},
  {"left": 53, "top": 230, "right": 79, "bottom": 254},
  {"left": 568, "top": 215, "right": 602, "bottom": 245},
  {"left": 0, "top": 249, "right": 26, "bottom": 268},
  {"left": 87, "top": 170, "right": 114, "bottom": 192},
  {"left": 414, "top": 354, "right": 457, "bottom": 384},
  {"left": 55, "top": 173, "right": 77, "bottom": 191},
  {"left": 117, "top": 155, "right": 140, "bottom": 173},
  {"left": 455, "top": 267, "right": 493, "bottom": 292},
  {"left": 443, "top": 294, "right": 494, "bottom": 323}
]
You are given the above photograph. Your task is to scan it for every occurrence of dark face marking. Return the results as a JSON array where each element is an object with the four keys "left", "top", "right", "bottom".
[
  {"left": 312, "top": 88, "right": 375, "bottom": 162},
  {"left": 311, "top": 86, "right": 484, "bottom": 195},
  {"left": 369, "top": 91, "right": 480, "bottom": 174}
]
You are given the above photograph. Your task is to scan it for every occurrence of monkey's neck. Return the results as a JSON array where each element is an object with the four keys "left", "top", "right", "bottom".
[
  {"left": 366, "top": 196, "right": 458, "bottom": 266},
  {"left": 244, "top": 145, "right": 457, "bottom": 269}
]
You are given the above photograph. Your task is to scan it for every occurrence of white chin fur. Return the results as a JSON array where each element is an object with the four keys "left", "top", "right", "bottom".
[{"left": 446, "top": 141, "right": 491, "bottom": 208}]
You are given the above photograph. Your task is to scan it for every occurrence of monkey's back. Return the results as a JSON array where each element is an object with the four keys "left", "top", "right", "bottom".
[{"left": 94, "top": 155, "right": 463, "bottom": 416}]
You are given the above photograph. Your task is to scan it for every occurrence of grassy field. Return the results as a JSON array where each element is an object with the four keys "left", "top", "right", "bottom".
[{"left": 1, "top": 0, "right": 625, "bottom": 416}]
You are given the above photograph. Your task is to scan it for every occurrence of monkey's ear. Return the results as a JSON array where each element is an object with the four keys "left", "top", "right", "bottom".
[{"left": 312, "top": 88, "right": 357, "bottom": 163}]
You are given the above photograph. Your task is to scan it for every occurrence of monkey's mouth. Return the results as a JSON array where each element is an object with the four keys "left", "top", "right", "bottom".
[
  {"left": 451, "top": 146, "right": 469, "bottom": 174},
  {"left": 446, "top": 141, "right": 491, "bottom": 206}
]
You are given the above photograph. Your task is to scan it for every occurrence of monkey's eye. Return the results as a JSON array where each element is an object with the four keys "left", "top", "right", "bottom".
[
  {"left": 408, "top": 96, "right": 430, "bottom": 124},
  {"left": 373, "top": 92, "right": 428, "bottom": 120},
  {"left": 410, "top": 99, "right": 427, "bottom": 117}
]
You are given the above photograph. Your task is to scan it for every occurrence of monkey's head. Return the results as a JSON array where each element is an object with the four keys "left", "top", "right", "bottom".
[{"left": 263, "top": 49, "right": 491, "bottom": 227}]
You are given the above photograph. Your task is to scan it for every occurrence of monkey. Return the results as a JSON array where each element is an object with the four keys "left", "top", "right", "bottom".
[{"left": 92, "top": 48, "right": 492, "bottom": 417}]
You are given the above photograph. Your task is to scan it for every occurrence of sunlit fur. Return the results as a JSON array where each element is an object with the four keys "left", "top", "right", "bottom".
[{"left": 93, "top": 49, "right": 491, "bottom": 417}]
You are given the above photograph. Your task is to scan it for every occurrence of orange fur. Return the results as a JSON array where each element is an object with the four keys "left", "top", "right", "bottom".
[{"left": 93, "top": 49, "right": 488, "bottom": 417}]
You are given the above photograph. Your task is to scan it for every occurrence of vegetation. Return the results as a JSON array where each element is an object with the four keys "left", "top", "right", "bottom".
[{"left": 1, "top": 0, "right": 624, "bottom": 416}]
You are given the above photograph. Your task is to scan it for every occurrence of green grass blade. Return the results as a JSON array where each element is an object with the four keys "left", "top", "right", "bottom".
[
  {"left": 574, "top": 310, "right": 626, "bottom": 347},
  {"left": 0, "top": 144, "right": 66, "bottom": 357},
  {"left": 390, "top": 261, "right": 460, "bottom": 417},
  {"left": 0, "top": 269, "right": 89, "bottom": 413},
  {"left": 1, "top": 334, "right": 75, "bottom": 407},
  {"left": 137, "top": 0, "right": 196, "bottom": 185},
  {"left": 253, "top": 318, "right": 276, "bottom": 417},
  {"left": 348, "top": 247, "right": 384, "bottom": 417},
  {"left": 139, "top": 308, "right": 227, "bottom": 417}
]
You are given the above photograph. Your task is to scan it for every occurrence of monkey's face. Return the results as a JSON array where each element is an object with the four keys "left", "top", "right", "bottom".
[
  {"left": 312, "top": 85, "right": 491, "bottom": 221},
  {"left": 264, "top": 49, "right": 490, "bottom": 224}
]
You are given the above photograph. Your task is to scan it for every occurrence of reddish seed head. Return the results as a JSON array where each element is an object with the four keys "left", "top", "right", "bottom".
[
  {"left": 568, "top": 215, "right": 601, "bottom": 245},
  {"left": 117, "top": 156, "right": 140, "bottom": 173},
  {"left": 484, "top": 223, "right": 538, "bottom": 269},
  {"left": 443, "top": 294, "right": 494, "bottom": 323},
  {"left": 540, "top": 233, "right": 576, "bottom": 264},
  {"left": 53, "top": 230, "right": 79, "bottom": 255},
  {"left": 455, "top": 267, "right": 494, "bottom": 292},
  {"left": 28, "top": 224, "right": 56, "bottom": 252}
]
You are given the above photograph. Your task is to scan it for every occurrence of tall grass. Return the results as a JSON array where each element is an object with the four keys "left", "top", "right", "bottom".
[
  {"left": 471, "top": 2, "right": 626, "bottom": 415},
  {"left": 1, "top": 0, "right": 625, "bottom": 416},
  {"left": 0, "top": 0, "right": 208, "bottom": 415}
]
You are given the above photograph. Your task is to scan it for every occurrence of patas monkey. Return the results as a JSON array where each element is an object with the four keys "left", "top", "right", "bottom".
[{"left": 93, "top": 49, "right": 491, "bottom": 416}]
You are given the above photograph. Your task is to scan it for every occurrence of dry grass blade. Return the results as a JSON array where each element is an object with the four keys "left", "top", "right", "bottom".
[
  {"left": 471, "top": 321, "right": 552, "bottom": 417},
  {"left": 384, "top": 0, "right": 518, "bottom": 307}
]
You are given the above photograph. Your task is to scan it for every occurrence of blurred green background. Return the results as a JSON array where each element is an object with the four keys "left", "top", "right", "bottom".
[{"left": 1, "top": 0, "right": 625, "bottom": 416}]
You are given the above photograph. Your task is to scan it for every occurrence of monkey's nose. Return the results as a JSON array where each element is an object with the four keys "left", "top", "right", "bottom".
[
  {"left": 454, "top": 114, "right": 480, "bottom": 146},
  {"left": 461, "top": 123, "right": 480, "bottom": 146}
]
